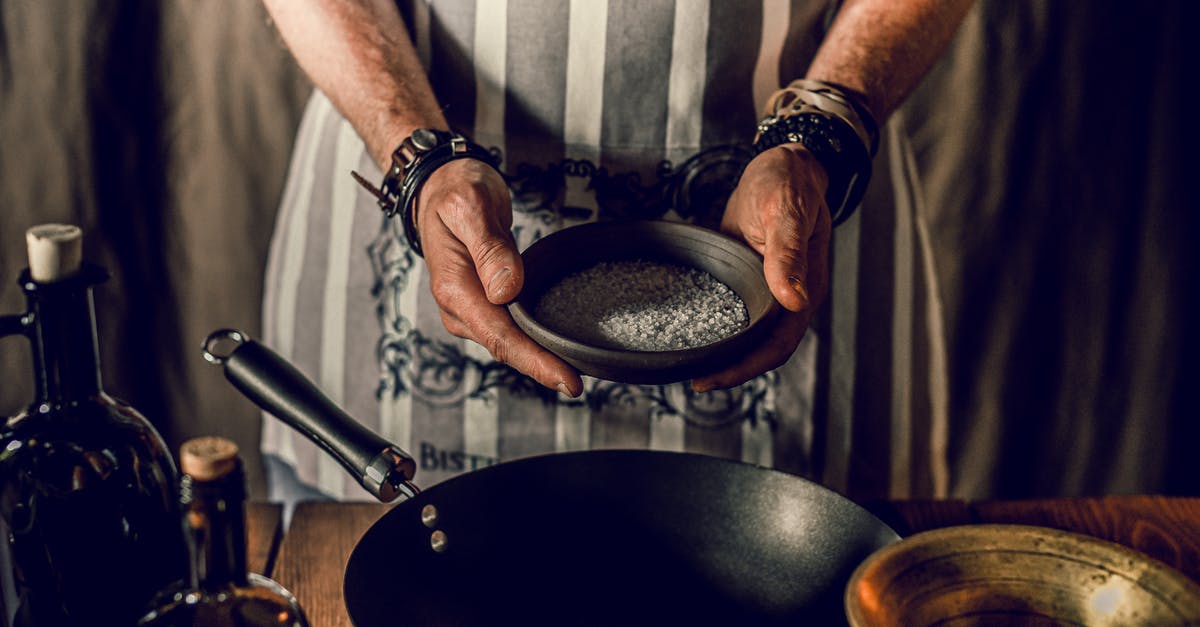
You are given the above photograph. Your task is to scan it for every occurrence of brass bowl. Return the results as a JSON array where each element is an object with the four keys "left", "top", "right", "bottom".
[
  {"left": 509, "top": 220, "right": 779, "bottom": 384},
  {"left": 845, "top": 524, "right": 1200, "bottom": 626}
]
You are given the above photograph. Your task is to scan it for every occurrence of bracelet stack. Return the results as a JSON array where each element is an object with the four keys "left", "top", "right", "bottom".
[
  {"left": 351, "top": 129, "right": 500, "bottom": 257},
  {"left": 753, "top": 79, "right": 879, "bottom": 226}
]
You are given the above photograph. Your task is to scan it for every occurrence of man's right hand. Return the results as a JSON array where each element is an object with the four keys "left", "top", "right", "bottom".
[{"left": 416, "top": 158, "right": 583, "bottom": 398}]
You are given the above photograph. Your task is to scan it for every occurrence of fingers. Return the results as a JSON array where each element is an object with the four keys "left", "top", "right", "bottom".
[
  {"left": 699, "top": 144, "right": 833, "bottom": 391},
  {"left": 765, "top": 192, "right": 832, "bottom": 315},
  {"left": 437, "top": 279, "right": 584, "bottom": 396},
  {"left": 762, "top": 206, "right": 812, "bottom": 313},
  {"left": 694, "top": 209, "right": 829, "bottom": 392},
  {"left": 690, "top": 309, "right": 811, "bottom": 392},
  {"left": 724, "top": 145, "right": 829, "bottom": 314},
  {"left": 420, "top": 160, "right": 524, "bottom": 305},
  {"left": 419, "top": 159, "right": 582, "bottom": 396}
]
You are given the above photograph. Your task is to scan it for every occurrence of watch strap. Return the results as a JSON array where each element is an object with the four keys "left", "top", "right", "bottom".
[{"left": 351, "top": 129, "right": 500, "bottom": 257}]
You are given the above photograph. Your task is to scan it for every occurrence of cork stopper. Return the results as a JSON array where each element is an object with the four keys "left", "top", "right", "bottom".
[
  {"left": 25, "top": 224, "right": 83, "bottom": 282},
  {"left": 180, "top": 436, "right": 241, "bottom": 481}
]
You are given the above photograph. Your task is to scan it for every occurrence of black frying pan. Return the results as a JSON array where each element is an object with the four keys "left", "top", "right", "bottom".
[{"left": 203, "top": 330, "right": 899, "bottom": 626}]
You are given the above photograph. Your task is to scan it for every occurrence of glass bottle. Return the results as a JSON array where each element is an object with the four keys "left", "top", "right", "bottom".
[
  {"left": 0, "top": 224, "right": 189, "bottom": 626},
  {"left": 138, "top": 436, "right": 309, "bottom": 627}
]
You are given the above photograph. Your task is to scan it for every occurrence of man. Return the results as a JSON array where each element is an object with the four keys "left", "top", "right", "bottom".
[{"left": 258, "top": 0, "right": 973, "bottom": 500}]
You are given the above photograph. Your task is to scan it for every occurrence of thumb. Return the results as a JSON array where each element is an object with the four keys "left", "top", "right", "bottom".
[
  {"left": 471, "top": 227, "right": 524, "bottom": 305},
  {"left": 762, "top": 212, "right": 810, "bottom": 313}
]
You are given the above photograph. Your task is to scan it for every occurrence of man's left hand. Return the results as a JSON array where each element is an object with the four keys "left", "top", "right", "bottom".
[{"left": 691, "top": 143, "right": 833, "bottom": 392}]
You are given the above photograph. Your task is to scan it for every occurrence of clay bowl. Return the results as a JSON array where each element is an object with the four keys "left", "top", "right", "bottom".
[
  {"left": 509, "top": 220, "right": 778, "bottom": 384},
  {"left": 844, "top": 524, "right": 1200, "bottom": 627}
]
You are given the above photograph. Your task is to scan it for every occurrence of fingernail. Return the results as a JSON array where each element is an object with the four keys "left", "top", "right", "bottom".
[
  {"left": 557, "top": 382, "right": 576, "bottom": 398},
  {"left": 488, "top": 267, "right": 514, "bottom": 299},
  {"left": 787, "top": 275, "right": 809, "bottom": 307}
]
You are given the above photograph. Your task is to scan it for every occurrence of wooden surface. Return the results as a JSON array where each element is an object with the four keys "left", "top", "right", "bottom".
[
  {"left": 272, "top": 502, "right": 390, "bottom": 627},
  {"left": 246, "top": 501, "right": 283, "bottom": 576},
  {"left": 255, "top": 497, "right": 1200, "bottom": 627},
  {"left": 974, "top": 495, "right": 1200, "bottom": 579},
  {"left": 869, "top": 495, "right": 1200, "bottom": 582}
]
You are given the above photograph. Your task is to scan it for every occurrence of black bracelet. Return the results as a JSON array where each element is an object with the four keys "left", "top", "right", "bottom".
[
  {"left": 351, "top": 130, "right": 500, "bottom": 257},
  {"left": 753, "top": 110, "right": 872, "bottom": 226}
]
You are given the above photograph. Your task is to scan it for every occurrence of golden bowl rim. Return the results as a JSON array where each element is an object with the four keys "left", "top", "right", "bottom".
[{"left": 844, "top": 523, "right": 1200, "bottom": 626}]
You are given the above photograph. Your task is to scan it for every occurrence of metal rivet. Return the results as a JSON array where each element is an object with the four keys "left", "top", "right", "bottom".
[
  {"left": 421, "top": 504, "right": 439, "bottom": 528},
  {"left": 430, "top": 530, "right": 448, "bottom": 553}
]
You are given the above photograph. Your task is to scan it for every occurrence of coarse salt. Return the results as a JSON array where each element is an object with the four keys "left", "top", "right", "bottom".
[{"left": 533, "top": 259, "right": 748, "bottom": 351}]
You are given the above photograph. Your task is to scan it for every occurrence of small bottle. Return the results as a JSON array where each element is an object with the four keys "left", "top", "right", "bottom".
[
  {"left": 138, "top": 436, "right": 309, "bottom": 627},
  {"left": 0, "top": 225, "right": 188, "bottom": 626}
]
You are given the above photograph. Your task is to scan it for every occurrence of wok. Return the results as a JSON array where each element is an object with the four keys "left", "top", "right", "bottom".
[{"left": 204, "top": 329, "right": 899, "bottom": 625}]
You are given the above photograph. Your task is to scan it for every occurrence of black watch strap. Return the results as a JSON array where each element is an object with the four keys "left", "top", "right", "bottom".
[{"left": 351, "top": 129, "right": 499, "bottom": 257}]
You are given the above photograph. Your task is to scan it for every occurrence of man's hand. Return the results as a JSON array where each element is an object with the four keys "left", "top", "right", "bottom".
[
  {"left": 417, "top": 158, "right": 584, "bottom": 397},
  {"left": 691, "top": 144, "right": 832, "bottom": 392}
]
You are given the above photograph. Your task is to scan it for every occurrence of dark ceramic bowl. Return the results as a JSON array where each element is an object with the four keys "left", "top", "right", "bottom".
[{"left": 509, "top": 220, "right": 779, "bottom": 384}]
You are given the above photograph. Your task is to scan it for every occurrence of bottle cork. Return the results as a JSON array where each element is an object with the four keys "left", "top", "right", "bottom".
[
  {"left": 179, "top": 436, "right": 241, "bottom": 481},
  {"left": 25, "top": 224, "right": 83, "bottom": 282}
]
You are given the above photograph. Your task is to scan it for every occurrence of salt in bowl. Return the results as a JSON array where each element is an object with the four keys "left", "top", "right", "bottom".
[{"left": 509, "top": 220, "right": 779, "bottom": 384}]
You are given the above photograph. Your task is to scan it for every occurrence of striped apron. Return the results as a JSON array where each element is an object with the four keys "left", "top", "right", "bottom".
[{"left": 261, "top": 0, "right": 951, "bottom": 501}]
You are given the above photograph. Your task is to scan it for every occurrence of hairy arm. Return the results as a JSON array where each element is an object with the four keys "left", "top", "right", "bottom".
[
  {"left": 697, "top": 0, "right": 973, "bottom": 391},
  {"left": 261, "top": 0, "right": 582, "bottom": 396},
  {"left": 810, "top": 0, "right": 975, "bottom": 120},
  {"left": 262, "top": 0, "right": 446, "bottom": 168}
]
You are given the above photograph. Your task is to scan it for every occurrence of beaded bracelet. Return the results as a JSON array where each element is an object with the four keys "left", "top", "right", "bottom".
[
  {"left": 754, "top": 81, "right": 878, "bottom": 225},
  {"left": 765, "top": 79, "right": 879, "bottom": 158}
]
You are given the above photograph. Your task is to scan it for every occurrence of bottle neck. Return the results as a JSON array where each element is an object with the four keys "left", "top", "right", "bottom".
[
  {"left": 180, "top": 466, "right": 249, "bottom": 591},
  {"left": 22, "top": 264, "right": 107, "bottom": 403}
]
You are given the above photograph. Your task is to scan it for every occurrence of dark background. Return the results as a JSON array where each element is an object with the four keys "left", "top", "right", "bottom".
[{"left": 1, "top": 1, "right": 1196, "bottom": 500}]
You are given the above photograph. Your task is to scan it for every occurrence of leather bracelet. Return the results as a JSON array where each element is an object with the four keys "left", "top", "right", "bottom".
[
  {"left": 808, "top": 80, "right": 880, "bottom": 157},
  {"left": 753, "top": 110, "right": 872, "bottom": 226},
  {"left": 765, "top": 79, "right": 879, "bottom": 158},
  {"left": 351, "top": 129, "right": 499, "bottom": 257}
]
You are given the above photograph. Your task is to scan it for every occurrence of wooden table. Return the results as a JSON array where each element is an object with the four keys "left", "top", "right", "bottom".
[
  {"left": 245, "top": 502, "right": 284, "bottom": 577},
  {"left": 252, "top": 496, "right": 1200, "bottom": 627}
]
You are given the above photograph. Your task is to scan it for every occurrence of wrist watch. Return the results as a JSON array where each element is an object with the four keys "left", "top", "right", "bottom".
[
  {"left": 351, "top": 128, "right": 499, "bottom": 257},
  {"left": 391, "top": 129, "right": 469, "bottom": 206}
]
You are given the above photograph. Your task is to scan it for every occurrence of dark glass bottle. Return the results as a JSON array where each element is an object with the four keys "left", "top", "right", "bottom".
[
  {"left": 0, "top": 225, "right": 189, "bottom": 626},
  {"left": 139, "top": 437, "right": 309, "bottom": 627}
]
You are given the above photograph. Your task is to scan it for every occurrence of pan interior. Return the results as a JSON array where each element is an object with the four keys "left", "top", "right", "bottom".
[{"left": 343, "top": 450, "right": 897, "bottom": 626}]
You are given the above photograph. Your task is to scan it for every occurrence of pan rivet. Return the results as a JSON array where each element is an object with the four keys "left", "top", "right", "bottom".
[
  {"left": 430, "top": 530, "right": 448, "bottom": 553},
  {"left": 421, "top": 504, "right": 439, "bottom": 527}
]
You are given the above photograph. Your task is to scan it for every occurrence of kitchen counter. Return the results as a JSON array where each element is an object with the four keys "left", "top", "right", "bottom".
[
  {"left": 245, "top": 502, "right": 284, "bottom": 578},
  {"left": 247, "top": 496, "right": 1200, "bottom": 626}
]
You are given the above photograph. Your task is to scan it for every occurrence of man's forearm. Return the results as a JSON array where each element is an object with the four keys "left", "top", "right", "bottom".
[
  {"left": 808, "top": 0, "right": 974, "bottom": 121},
  {"left": 262, "top": 0, "right": 446, "bottom": 168}
]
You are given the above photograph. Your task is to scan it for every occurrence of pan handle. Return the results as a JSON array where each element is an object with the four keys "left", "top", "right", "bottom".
[{"left": 202, "top": 329, "right": 418, "bottom": 502}]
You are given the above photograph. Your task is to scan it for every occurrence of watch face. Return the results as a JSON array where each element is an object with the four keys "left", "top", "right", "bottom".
[{"left": 411, "top": 128, "right": 440, "bottom": 152}]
